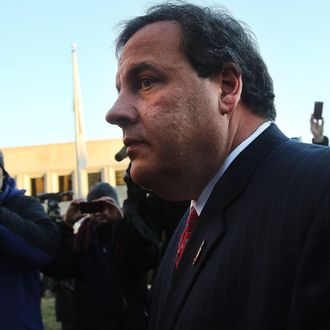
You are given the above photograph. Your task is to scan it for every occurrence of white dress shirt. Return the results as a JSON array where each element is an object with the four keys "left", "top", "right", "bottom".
[{"left": 193, "top": 121, "right": 271, "bottom": 215}]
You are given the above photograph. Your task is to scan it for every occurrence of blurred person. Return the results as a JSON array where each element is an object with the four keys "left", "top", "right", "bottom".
[
  {"left": 53, "top": 278, "right": 75, "bottom": 330},
  {"left": 38, "top": 192, "right": 75, "bottom": 330},
  {"left": 310, "top": 113, "right": 329, "bottom": 146},
  {"left": 44, "top": 182, "right": 159, "bottom": 330},
  {"left": 106, "top": 2, "right": 330, "bottom": 330},
  {"left": 0, "top": 149, "right": 4, "bottom": 168},
  {"left": 0, "top": 157, "right": 59, "bottom": 329},
  {"left": 123, "top": 163, "right": 189, "bottom": 258}
]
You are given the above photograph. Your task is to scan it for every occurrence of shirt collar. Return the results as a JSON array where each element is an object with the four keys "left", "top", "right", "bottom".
[{"left": 193, "top": 121, "right": 271, "bottom": 215}]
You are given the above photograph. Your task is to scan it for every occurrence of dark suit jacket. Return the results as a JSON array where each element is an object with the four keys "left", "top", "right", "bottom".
[{"left": 149, "top": 124, "right": 330, "bottom": 330}]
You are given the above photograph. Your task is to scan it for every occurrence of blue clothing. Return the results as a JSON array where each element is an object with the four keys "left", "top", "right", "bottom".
[
  {"left": 0, "top": 193, "right": 59, "bottom": 329},
  {"left": 0, "top": 174, "right": 25, "bottom": 203}
]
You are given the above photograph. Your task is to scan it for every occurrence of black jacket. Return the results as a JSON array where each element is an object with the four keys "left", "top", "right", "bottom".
[
  {"left": 312, "top": 135, "right": 329, "bottom": 146},
  {"left": 150, "top": 124, "right": 330, "bottom": 330},
  {"left": 44, "top": 205, "right": 159, "bottom": 330}
]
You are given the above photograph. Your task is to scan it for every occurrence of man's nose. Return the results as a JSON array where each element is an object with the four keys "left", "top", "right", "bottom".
[{"left": 105, "top": 93, "right": 138, "bottom": 128}]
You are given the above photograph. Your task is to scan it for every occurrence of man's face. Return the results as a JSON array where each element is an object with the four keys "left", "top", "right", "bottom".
[
  {"left": 89, "top": 209, "right": 111, "bottom": 228},
  {"left": 88, "top": 203, "right": 116, "bottom": 229},
  {"left": 106, "top": 21, "right": 227, "bottom": 200},
  {"left": 87, "top": 197, "right": 123, "bottom": 229}
]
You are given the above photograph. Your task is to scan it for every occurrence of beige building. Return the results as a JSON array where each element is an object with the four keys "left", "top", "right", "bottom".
[{"left": 1, "top": 138, "right": 130, "bottom": 206}]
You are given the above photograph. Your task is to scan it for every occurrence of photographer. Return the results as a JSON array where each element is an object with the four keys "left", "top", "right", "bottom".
[
  {"left": 43, "top": 182, "right": 159, "bottom": 330},
  {"left": 0, "top": 155, "right": 59, "bottom": 329}
]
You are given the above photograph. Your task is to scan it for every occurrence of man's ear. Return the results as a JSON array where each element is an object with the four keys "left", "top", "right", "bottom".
[{"left": 218, "top": 63, "right": 242, "bottom": 115}]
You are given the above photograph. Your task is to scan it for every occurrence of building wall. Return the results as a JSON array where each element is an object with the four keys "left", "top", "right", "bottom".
[{"left": 1, "top": 139, "right": 130, "bottom": 204}]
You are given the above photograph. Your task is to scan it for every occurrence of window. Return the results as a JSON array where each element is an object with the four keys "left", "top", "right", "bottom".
[
  {"left": 115, "top": 170, "right": 126, "bottom": 186},
  {"left": 115, "top": 170, "right": 127, "bottom": 205},
  {"left": 88, "top": 172, "right": 102, "bottom": 189},
  {"left": 58, "top": 174, "right": 73, "bottom": 201},
  {"left": 30, "top": 177, "right": 45, "bottom": 197}
]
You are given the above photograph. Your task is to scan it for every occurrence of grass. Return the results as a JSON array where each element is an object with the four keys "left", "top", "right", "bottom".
[{"left": 41, "top": 297, "right": 61, "bottom": 330}]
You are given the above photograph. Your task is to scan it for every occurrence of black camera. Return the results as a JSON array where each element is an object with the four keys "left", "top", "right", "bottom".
[{"left": 79, "top": 201, "right": 105, "bottom": 214}]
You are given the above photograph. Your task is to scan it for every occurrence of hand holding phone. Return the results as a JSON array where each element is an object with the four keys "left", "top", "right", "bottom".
[{"left": 310, "top": 101, "right": 325, "bottom": 143}]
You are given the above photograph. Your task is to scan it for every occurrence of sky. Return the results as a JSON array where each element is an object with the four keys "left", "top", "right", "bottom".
[{"left": 1, "top": 0, "right": 329, "bottom": 148}]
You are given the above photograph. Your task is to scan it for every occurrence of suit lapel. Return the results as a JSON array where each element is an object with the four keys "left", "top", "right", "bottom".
[{"left": 157, "top": 124, "right": 288, "bottom": 330}]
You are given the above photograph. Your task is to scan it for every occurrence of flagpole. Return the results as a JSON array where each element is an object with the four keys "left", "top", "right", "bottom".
[{"left": 72, "top": 43, "right": 88, "bottom": 199}]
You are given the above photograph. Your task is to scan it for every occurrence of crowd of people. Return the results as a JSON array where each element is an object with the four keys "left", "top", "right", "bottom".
[
  {"left": 1, "top": 147, "right": 187, "bottom": 330},
  {"left": 1, "top": 2, "right": 330, "bottom": 330}
]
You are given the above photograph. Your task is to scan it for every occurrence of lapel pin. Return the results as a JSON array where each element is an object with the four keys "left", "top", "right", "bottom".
[{"left": 193, "top": 240, "right": 205, "bottom": 265}]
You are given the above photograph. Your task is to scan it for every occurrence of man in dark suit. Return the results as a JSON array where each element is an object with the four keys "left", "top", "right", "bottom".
[{"left": 106, "top": 2, "right": 330, "bottom": 329}]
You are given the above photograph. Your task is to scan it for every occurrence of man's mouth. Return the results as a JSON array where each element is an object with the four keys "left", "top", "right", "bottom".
[
  {"left": 123, "top": 137, "right": 146, "bottom": 157},
  {"left": 123, "top": 137, "right": 143, "bottom": 147}
]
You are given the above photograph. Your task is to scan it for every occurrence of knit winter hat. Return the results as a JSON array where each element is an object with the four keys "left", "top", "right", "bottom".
[{"left": 87, "top": 182, "right": 119, "bottom": 205}]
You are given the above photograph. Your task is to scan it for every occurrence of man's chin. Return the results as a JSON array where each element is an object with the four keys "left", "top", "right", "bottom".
[
  {"left": 130, "top": 163, "right": 155, "bottom": 188},
  {"left": 131, "top": 166, "right": 172, "bottom": 199}
]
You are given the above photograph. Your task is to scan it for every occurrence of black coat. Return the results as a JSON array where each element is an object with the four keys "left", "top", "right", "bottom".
[
  {"left": 44, "top": 208, "right": 159, "bottom": 330},
  {"left": 150, "top": 124, "right": 330, "bottom": 330}
]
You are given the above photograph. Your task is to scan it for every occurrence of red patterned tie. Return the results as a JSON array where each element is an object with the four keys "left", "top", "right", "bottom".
[{"left": 175, "top": 207, "right": 199, "bottom": 268}]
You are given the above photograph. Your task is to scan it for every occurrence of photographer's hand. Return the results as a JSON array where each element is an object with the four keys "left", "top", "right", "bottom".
[
  {"left": 64, "top": 199, "right": 85, "bottom": 228},
  {"left": 310, "top": 113, "right": 325, "bottom": 143}
]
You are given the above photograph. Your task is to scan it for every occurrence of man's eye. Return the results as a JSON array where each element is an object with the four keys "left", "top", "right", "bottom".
[{"left": 139, "top": 78, "right": 153, "bottom": 89}]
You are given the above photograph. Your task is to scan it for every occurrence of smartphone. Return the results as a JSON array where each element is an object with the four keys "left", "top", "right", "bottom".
[
  {"left": 79, "top": 201, "right": 105, "bottom": 213},
  {"left": 313, "top": 101, "right": 324, "bottom": 120}
]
